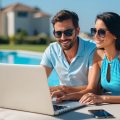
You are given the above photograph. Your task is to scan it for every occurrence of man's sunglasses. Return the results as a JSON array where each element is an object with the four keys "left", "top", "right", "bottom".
[
  {"left": 91, "top": 28, "right": 109, "bottom": 38},
  {"left": 53, "top": 28, "right": 74, "bottom": 38}
]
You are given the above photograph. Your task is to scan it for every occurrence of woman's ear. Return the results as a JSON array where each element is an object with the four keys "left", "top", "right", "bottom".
[{"left": 113, "top": 35, "right": 117, "bottom": 40}]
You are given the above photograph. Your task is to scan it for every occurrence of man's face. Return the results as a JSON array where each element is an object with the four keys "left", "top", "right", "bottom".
[{"left": 53, "top": 19, "right": 79, "bottom": 50}]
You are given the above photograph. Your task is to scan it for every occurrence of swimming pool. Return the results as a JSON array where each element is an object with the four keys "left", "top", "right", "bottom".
[{"left": 0, "top": 50, "right": 60, "bottom": 86}]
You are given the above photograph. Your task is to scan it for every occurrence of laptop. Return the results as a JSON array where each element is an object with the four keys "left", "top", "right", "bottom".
[{"left": 0, "top": 63, "right": 85, "bottom": 115}]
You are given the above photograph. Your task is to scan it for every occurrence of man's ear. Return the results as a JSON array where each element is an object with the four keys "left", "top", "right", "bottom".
[
  {"left": 76, "top": 27, "right": 80, "bottom": 35},
  {"left": 118, "top": 54, "right": 120, "bottom": 60}
]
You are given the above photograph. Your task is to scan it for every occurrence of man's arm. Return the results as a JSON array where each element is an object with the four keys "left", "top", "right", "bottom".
[
  {"left": 40, "top": 65, "right": 52, "bottom": 77},
  {"left": 50, "top": 64, "right": 98, "bottom": 99},
  {"left": 50, "top": 85, "right": 87, "bottom": 97},
  {"left": 50, "top": 85, "right": 87, "bottom": 93}
]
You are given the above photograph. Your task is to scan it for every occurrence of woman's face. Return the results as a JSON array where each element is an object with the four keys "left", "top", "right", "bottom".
[{"left": 93, "top": 19, "right": 116, "bottom": 49}]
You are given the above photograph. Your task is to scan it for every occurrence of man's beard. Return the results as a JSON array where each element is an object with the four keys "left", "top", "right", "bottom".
[{"left": 59, "top": 40, "right": 74, "bottom": 50}]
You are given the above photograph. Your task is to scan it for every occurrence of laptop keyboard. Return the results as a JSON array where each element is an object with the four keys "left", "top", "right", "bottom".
[{"left": 53, "top": 104, "right": 67, "bottom": 111}]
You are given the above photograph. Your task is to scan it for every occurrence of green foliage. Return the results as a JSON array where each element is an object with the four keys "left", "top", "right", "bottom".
[
  {"left": 17, "top": 29, "right": 28, "bottom": 36},
  {"left": 50, "top": 36, "right": 56, "bottom": 43},
  {"left": 15, "top": 30, "right": 28, "bottom": 44},
  {"left": 0, "top": 35, "right": 9, "bottom": 44},
  {"left": 0, "top": 31, "right": 53, "bottom": 46},
  {"left": 15, "top": 33, "right": 50, "bottom": 45},
  {"left": 0, "top": 44, "right": 48, "bottom": 52},
  {"left": 9, "top": 35, "right": 16, "bottom": 45}
]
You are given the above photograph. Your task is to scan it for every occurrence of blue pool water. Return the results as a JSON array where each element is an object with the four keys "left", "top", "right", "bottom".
[{"left": 0, "top": 51, "right": 60, "bottom": 86}]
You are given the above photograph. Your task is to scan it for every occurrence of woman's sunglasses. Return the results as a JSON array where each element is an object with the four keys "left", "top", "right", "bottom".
[
  {"left": 53, "top": 28, "right": 74, "bottom": 38},
  {"left": 91, "top": 28, "right": 109, "bottom": 38}
]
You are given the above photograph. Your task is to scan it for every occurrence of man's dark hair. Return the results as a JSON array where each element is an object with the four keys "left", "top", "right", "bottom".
[
  {"left": 96, "top": 12, "right": 120, "bottom": 50},
  {"left": 52, "top": 10, "right": 79, "bottom": 28}
]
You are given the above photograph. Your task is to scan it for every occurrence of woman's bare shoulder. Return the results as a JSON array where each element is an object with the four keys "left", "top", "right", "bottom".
[
  {"left": 118, "top": 51, "right": 120, "bottom": 60},
  {"left": 94, "top": 49, "right": 104, "bottom": 63}
]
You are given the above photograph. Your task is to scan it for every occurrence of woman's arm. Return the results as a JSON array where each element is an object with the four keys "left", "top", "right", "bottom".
[
  {"left": 80, "top": 93, "right": 120, "bottom": 104},
  {"left": 79, "top": 50, "right": 102, "bottom": 95},
  {"left": 101, "top": 95, "right": 120, "bottom": 103}
]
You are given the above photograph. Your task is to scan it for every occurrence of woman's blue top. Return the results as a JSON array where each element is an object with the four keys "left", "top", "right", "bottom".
[{"left": 101, "top": 55, "right": 120, "bottom": 95}]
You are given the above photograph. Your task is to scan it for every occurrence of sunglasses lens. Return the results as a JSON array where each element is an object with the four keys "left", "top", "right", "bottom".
[
  {"left": 98, "top": 29, "right": 106, "bottom": 38},
  {"left": 91, "top": 28, "right": 96, "bottom": 36},
  {"left": 90, "top": 28, "right": 106, "bottom": 38},
  {"left": 64, "top": 29, "right": 74, "bottom": 37},
  {"left": 54, "top": 29, "right": 74, "bottom": 38},
  {"left": 54, "top": 31, "right": 62, "bottom": 38}
]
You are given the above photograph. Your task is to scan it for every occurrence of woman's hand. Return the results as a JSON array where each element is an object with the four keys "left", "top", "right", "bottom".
[{"left": 80, "top": 93, "right": 104, "bottom": 105}]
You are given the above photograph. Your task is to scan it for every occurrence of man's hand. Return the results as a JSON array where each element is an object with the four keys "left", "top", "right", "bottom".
[
  {"left": 55, "top": 92, "right": 83, "bottom": 103},
  {"left": 50, "top": 86, "right": 87, "bottom": 103},
  {"left": 50, "top": 86, "right": 68, "bottom": 98},
  {"left": 50, "top": 86, "right": 64, "bottom": 93},
  {"left": 50, "top": 86, "right": 74, "bottom": 94},
  {"left": 50, "top": 85, "right": 87, "bottom": 95}
]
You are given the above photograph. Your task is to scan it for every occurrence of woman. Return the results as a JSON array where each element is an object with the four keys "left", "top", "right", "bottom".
[{"left": 80, "top": 12, "right": 120, "bottom": 104}]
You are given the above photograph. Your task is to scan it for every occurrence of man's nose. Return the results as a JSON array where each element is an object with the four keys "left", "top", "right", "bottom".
[{"left": 61, "top": 33, "right": 67, "bottom": 40}]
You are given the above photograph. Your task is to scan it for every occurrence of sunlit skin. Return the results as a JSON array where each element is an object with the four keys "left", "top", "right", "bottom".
[
  {"left": 94, "top": 19, "right": 117, "bottom": 60},
  {"left": 54, "top": 19, "right": 80, "bottom": 63}
]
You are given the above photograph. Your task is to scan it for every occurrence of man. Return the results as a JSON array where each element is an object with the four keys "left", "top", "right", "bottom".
[{"left": 40, "top": 10, "right": 96, "bottom": 99}]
